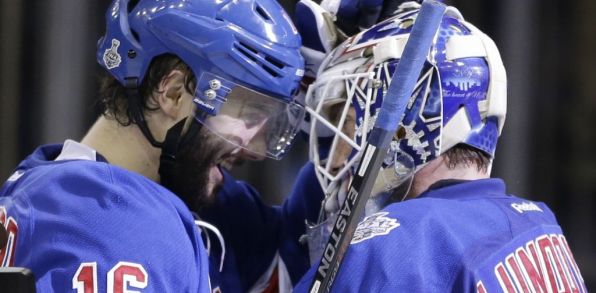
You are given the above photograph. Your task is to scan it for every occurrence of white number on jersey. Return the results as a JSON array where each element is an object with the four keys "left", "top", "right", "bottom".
[{"left": 73, "top": 261, "right": 148, "bottom": 293}]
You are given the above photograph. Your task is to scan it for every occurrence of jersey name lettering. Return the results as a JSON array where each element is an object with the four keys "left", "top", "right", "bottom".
[{"left": 478, "top": 234, "right": 586, "bottom": 293}]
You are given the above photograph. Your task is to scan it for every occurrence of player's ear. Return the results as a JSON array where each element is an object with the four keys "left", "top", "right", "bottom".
[{"left": 156, "top": 69, "right": 188, "bottom": 119}]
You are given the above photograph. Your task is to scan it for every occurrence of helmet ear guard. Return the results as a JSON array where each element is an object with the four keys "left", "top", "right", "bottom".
[{"left": 97, "top": 0, "right": 151, "bottom": 87}]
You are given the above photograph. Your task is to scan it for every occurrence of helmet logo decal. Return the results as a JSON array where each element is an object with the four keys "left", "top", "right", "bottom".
[
  {"left": 351, "top": 212, "right": 400, "bottom": 244},
  {"left": 443, "top": 67, "right": 485, "bottom": 98},
  {"left": 446, "top": 78, "right": 479, "bottom": 91},
  {"left": 103, "top": 39, "right": 122, "bottom": 69},
  {"left": 193, "top": 98, "right": 216, "bottom": 111}
]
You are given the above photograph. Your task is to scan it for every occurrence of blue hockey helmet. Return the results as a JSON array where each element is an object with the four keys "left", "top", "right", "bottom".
[
  {"left": 97, "top": 0, "right": 305, "bottom": 159},
  {"left": 305, "top": 2, "right": 506, "bottom": 199}
]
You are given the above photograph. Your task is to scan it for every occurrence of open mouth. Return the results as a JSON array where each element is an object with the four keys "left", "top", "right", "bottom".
[
  {"left": 207, "top": 149, "right": 242, "bottom": 194},
  {"left": 217, "top": 159, "right": 234, "bottom": 172},
  {"left": 216, "top": 153, "right": 236, "bottom": 171}
]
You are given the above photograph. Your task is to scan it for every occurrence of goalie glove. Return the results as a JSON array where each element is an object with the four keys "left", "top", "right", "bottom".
[
  {"left": 318, "top": 0, "right": 432, "bottom": 36},
  {"left": 320, "top": 0, "right": 383, "bottom": 36},
  {"left": 295, "top": 0, "right": 344, "bottom": 82}
]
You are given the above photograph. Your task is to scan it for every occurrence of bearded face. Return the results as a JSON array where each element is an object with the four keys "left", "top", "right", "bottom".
[{"left": 163, "top": 124, "right": 242, "bottom": 212}]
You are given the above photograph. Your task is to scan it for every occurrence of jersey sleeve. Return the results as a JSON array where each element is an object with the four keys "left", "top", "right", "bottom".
[
  {"left": 278, "top": 162, "right": 325, "bottom": 284},
  {"left": 1, "top": 161, "right": 210, "bottom": 292}
]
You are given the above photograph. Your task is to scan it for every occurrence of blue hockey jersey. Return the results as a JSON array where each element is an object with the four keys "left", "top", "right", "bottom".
[
  {"left": 295, "top": 179, "right": 587, "bottom": 292},
  {"left": 0, "top": 143, "right": 211, "bottom": 292},
  {"left": 199, "top": 163, "right": 324, "bottom": 292}
]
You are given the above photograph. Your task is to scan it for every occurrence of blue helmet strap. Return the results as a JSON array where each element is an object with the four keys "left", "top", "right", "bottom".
[{"left": 125, "top": 77, "right": 164, "bottom": 148}]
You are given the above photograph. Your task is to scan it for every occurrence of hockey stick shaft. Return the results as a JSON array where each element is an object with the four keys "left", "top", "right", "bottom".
[{"left": 308, "top": 1, "right": 446, "bottom": 292}]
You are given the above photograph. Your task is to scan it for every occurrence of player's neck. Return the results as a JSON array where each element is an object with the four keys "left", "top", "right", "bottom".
[
  {"left": 80, "top": 116, "right": 162, "bottom": 182},
  {"left": 406, "top": 155, "right": 490, "bottom": 199}
]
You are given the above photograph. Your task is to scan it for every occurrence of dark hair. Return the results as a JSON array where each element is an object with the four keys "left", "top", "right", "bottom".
[
  {"left": 444, "top": 144, "right": 491, "bottom": 173},
  {"left": 98, "top": 54, "right": 196, "bottom": 125}
]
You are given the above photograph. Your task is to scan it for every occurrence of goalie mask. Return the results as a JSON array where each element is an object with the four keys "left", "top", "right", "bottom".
[{"left": 305, "top": 2, "right": 507, "bottom": 212}]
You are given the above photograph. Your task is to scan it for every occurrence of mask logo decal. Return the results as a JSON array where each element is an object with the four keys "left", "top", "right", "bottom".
[{"left": 103, "top": 39, "right": 122, "bottom": 69}]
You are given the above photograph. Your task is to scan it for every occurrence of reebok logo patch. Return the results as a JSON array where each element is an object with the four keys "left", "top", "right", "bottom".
[{"left": 511, "top": 201, "right": 543, "bottom": 214}]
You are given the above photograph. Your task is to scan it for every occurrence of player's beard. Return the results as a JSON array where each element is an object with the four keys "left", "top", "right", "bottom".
[{"left": 163, "top": 126, "right": 231, "bottom": 213}]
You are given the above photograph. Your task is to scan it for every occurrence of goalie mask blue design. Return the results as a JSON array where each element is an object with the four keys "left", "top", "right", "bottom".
[{"left": 305, "top": 3, "right": 506, "bottom": 197}]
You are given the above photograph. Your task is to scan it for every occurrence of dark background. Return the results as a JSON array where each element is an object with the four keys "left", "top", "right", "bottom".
[{"left": 1, "top": 0, "right": 594, "bottom": 288}]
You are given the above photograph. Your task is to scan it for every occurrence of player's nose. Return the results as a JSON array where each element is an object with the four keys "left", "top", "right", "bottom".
[{"left": 329, "top": 140, "right": 352, "bottom": 175}]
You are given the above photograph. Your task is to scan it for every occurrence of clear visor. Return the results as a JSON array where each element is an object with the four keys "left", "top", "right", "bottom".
[{"left": 195, "top": 82, "right": 305, "bottom": 160}]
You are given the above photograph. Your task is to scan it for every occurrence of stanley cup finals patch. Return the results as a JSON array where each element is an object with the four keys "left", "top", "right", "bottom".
[
  {"left": 351, "top": 212, "right": 400, "bottom": 244},
  {"left": 103, "top": 39, "right": 122, "bottom": 69}
]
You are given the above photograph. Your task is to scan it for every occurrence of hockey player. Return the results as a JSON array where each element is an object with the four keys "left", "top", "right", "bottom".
[
  {"left": 295, "top": 2, "right": 588, "bottom": 292},
  {"left": 0, "top": 0, "right": 309, "bottom": 291},
  {"left": 198, "top": 162, "right": 325, "bottom": 292},
  {"left": 197, "top": 1, "right": 403, "bottom": 291}
]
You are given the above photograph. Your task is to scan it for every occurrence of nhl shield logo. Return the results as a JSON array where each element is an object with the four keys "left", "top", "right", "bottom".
[
  {"left": 351, "top": 212, "right": 400, "bottom": 244},
  {"left": 103, "top": 39, "right": 122, "bottom": 69}
]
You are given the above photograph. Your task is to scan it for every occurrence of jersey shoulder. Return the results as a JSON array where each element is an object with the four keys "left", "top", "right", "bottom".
[
  {"left": 1, "top": 160, "right": 210, "bottom": 292},
  {"left": 324, "top": 183, "right": 562, "bottom": 292},
  {"left": 7, "top": 159, "right": 189, "bottom": 217}
]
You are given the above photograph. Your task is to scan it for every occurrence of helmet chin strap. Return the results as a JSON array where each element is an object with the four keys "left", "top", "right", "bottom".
[
  {"left": 125, "top": 78, "right": 164, "bottom": 148},
  {"left": 158, "top": 118, "right": 202, "bottom": 189},
  {"left": 124, "top": 78, "right": 202, "bottom": 188}
]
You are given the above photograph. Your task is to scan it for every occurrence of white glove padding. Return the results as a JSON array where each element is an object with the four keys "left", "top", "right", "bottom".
[
  {"left": 295, "top": 0, "right": 343, "bottom": 79},
  {"left": 294, "top": 0, "right": 345, "bottom": 137},
  {"left": 322, "top": 0, "right": 383, "bottom": 35}
]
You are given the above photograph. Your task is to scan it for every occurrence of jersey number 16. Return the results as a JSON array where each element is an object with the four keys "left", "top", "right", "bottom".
[{"left": 72, "top": 261, "right": 148, "bottom": 293}]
